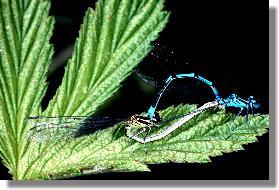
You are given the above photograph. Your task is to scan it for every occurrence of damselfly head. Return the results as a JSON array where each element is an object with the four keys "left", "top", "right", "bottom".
[{"left": 248, "top": 96, "right": 260, "bottom": 109}]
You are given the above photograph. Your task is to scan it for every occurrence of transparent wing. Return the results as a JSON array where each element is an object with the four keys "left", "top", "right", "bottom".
[
  {"left": 27, "top": 116, "right": 124, "bottom": 143},
  {"left": 134, "top": 43, "right": 205, "bottom": 100}
]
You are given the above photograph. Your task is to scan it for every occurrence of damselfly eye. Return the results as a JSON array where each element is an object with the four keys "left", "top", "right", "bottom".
[
  {"left": 253, "top": 102, "right": 261, "bottom": 109},
  {"left": 153, "top": 112, "right": 162, "bottom": 123},
  {"left": 248, "top": 96, "right": 260, "bottom": 109}
]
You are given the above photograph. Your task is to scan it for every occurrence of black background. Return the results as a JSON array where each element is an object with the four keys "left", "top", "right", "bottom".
[{"left": 0, "top": 0, "right": 269, "bottom": 180}]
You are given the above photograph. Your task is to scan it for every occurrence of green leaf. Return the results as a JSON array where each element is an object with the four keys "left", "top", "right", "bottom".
[
  {"left": 0, "top": 0, "right": 269, "bottom": 180},
  {"left": 43, "top": 0, "right": 169, "bottom": 117},
  {"left": 24, "top": 104, "right": 268, "bottom": 179},
  {"left": 0, "top": 0, "right": 54, "bottom": 179},
  {"left": 0, "top": 0, "right": 169, "bottom": 179}
]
